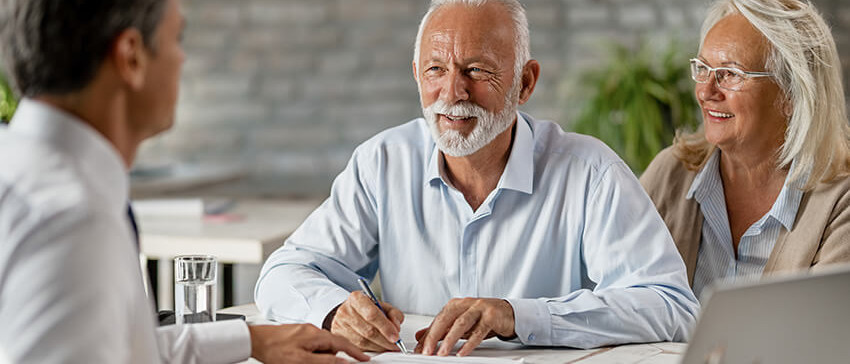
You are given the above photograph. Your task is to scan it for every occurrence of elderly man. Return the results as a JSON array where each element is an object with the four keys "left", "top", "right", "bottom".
[
  {"left": 255, "top": 0, "right": 699, "bottom": 356},
  {"left": 0, "top": 0, "right": 369, "bottom": 363}
]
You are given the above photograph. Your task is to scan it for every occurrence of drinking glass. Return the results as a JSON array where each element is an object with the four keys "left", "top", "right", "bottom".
[{"left": 174, "top": 255, "right": 217, "bottom": 324}]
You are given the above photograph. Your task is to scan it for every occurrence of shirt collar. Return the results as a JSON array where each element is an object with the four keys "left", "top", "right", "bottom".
[
  {"left": 426, "top": 111, "right": 535, "bottom": 195},
  {"left": 687, "top": 148, "right": 806, "bottom": 230},
  {"left": 770, "top": 158, "right": 806, "bottom": 230},
  {"left": 686, "top": 149, "right": 721, "bottom": 202},
  {"left": 9, "top": 98, "right": 129, "bottom": 210}
]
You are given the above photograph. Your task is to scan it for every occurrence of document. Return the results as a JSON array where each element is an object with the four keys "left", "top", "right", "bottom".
[{"left": 370, "top": 352, "right": 523, "bottom": 363}]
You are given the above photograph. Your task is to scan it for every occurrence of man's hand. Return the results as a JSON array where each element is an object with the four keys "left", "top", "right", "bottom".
[
  {"left": 248, "top": 324, "right": 370, "bottom": 364},
  {"left": 414, "top": 298, "right": 516, "bottom": 357},
  {"left": 330, "top": 291, "right": 405, "bottom": 352}
]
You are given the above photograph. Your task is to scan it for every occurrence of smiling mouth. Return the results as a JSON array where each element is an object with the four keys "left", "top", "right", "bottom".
[
  {"left": 707, "top": 110, "right": 734, "bottom": 119},
  {"left": 441, "top": 114, "right": 475, "bottom": 122}
]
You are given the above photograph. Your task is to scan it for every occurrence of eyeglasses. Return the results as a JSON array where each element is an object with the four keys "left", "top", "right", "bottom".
[{"left": 689, "top": 58, "right": 771, "bottom": 91}]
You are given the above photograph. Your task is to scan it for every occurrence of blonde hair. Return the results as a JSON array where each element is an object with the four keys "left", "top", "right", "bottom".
[{"left": 673, "top": 0, "right": 850, "bottom": 189}]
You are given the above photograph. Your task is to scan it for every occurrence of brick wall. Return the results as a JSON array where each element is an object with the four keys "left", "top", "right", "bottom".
[{"left": 136, "top": 0, "right": 850, "bottom": 197}]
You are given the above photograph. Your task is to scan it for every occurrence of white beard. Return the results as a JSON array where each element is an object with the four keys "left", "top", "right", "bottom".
[{"left": 422, "top": 93, "right": 518, "bottom": 157}]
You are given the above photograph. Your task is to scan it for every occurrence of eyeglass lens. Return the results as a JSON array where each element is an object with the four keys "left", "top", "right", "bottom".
[{"left": 690, "top": 60, "right": 744, "bottom": 90}]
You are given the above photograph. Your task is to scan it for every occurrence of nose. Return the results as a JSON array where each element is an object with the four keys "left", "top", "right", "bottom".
[
  {"left": 440, "top": 68, "right": 470, "bottom": 104},
  {"left": 696, "top": 71, "right": 724, "bottom": 102}
]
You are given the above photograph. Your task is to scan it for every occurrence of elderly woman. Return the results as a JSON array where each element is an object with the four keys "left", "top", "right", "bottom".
[{"left": 641, "top": 0, "right": 850, "bottom": 300}]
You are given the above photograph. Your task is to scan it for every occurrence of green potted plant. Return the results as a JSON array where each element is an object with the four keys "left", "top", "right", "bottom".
[
  {"left": 566, "top": 40, "right": 700, "bottom": 174},
  {"left": 1, "top": 69, "right": 18, "bottom": 124}
]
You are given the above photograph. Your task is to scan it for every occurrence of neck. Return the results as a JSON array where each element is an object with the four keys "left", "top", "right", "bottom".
[
  {"left": 443, "top": 120, "right": 516, "bottom": 210},
  {"left": 35, "top": 88, "right": 139, "bottom": 169},
  {"left": 719, "top": 146, "right": 787, "bottom": 189}
]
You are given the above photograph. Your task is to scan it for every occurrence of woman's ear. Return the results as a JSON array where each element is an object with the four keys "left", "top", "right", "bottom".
[{"left": 781, "top": 96, "right": 793, "bottom": 121}]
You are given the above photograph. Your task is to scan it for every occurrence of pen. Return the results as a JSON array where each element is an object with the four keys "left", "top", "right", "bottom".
[{"left": 357, "top": 276, "right": 409, "bottom": 354}]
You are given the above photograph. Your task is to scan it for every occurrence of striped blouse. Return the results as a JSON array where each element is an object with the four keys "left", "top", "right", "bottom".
[{"left": 687, "top": 150, "right": 805, "bottom": 300}]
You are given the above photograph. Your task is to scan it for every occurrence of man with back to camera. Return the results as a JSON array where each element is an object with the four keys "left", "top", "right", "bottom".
[
  {"left": 255, "top": 0, "right": 700, "bottom": 357},
  {"left": 0, "top": 0, "right": 370, "bottom": 363}
]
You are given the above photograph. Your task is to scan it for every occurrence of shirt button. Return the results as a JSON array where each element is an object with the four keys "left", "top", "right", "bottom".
[{"left": 528, "top": 334, "right": 536, "bottom": 341}]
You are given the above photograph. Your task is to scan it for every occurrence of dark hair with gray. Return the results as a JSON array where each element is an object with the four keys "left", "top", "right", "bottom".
[{"left": 0, "top": 0, "right": 167, "bottom": 97}]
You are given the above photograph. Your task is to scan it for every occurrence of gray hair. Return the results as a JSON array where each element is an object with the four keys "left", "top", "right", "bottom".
[
  {"left": 413, "top": 0, "right": 531, "bottom": 86},
  {"left": 0, "top": 0, "right": 168, "bottom": 97},
  {"left": 675, "top": 0, "right": 850, "bottom": 188}
]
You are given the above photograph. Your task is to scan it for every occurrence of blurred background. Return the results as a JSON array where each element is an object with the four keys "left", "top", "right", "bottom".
[
  {"left": 1, "top": 0, "right": 848, "bottom": 198},
  {"left": 1, "top": 0, "right": 849, "bottom": 309}
]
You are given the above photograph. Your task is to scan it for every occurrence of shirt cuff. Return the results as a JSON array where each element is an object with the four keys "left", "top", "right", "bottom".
[
  {"left": 505, "top": 298, "right": 552, "bottom": 346},
  {"left": 194, "top": 319, "right": 251, "bottom": 363},
  {"left": 305, "top": 288, "right": 350, "bottom": 328}
]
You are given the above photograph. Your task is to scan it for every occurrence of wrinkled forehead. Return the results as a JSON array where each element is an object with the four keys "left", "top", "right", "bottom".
[
  {"left": 700, "top": 14, "right": 770, "bottom": 68},
  {"left": 420, "top": 3, "right": 516, "bottom": 61}
]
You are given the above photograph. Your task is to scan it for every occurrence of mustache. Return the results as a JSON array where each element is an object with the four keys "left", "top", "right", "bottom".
[{"left": 424, "top": 100, "right": 489, "bottom": 119}]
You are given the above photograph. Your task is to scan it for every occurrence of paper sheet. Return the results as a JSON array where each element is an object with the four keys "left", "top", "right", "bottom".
[
  {"left": 576, "top": 344, "right": 662, "bottom": 364},
  {"left": 370, "top": 352, "right": 523, "bottom": 363}
]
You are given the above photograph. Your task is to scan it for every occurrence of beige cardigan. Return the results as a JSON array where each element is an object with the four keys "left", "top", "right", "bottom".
[{"left": 640, "top": 147, "right": 850, "bottom": 286}]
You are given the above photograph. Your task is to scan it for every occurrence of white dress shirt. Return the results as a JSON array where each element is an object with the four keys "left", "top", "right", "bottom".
[
  {"left": 0, "top": 99, "right": 251, "bottom": 363},
  {"left": 689, "top": 150, "right": 806, "bottom": 300},
  {"left": 255, "top": 113, "right": 699, "bottom": 349}
]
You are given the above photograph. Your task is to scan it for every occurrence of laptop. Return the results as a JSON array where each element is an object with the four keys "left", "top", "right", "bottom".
[{"left": 681, "top": 264, "right": 850, "bottom": 364}]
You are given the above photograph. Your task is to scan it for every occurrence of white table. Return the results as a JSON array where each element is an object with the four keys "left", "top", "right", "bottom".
[
  {"left": 219, "top": 304, "right": 687, "bottom": 363},
  {"left": 138, "top": 199, "right": 322, "bottom": 309}
]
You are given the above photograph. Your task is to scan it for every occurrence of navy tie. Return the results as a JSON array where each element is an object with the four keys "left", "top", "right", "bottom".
[{"left": 127, "top": 204, "right": 140, "bottom": 249}]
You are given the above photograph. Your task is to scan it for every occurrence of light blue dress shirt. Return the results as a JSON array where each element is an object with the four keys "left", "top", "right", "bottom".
[
  {"left": 689, "top": 150, "right": 805, "bottom": 300},
  {"left": 256, "top": 112, "right": 699, "bottom": 349}
]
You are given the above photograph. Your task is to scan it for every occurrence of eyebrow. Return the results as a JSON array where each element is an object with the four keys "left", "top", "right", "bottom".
[
  {"left": 461, "top": 57, "right": 496, "bottom": 67},
  {"left": 698, "top": 57, "right": 748, "bottom": 69},
  {"left": 423, "top": 56, "right": 497, "bottom": 68},
  {"left": 720, "top": 61, "right": 747, "bottom": 68}
]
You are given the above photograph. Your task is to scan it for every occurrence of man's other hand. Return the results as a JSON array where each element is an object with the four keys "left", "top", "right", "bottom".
[
  {"left": 330, "top": 291, "right": 405, "bottom": 352},
  {"left": 248, "top": 324, "right": 370, "bottom": 363},
  {"left": 414, "top": 298, "right": 516, "bottom": 357}
]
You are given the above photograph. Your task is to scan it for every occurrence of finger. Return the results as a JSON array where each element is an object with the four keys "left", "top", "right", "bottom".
[
  {"left": 295, "top": 351, "right": 343, "bottom": 364},
  {"left": 382, "top": 302, "right": 405, "bottom": 327},
  {"left": 456, "top": 322, "right": 490, "bottom": 357},
  {"left": 351, "top": 292, "right": 401, "bottom": 344},
  {"left": 304, "top": 324, "right": 368, "bottom": 355},
  {"left": 308, "top": 326, "right": 372, "bottom": 357},
  {"left": 437, "top": 310, "right": 481, "bottom": 356},
  {"left": 330, "top": 334, "right": 372, "bottom": 362},
  {"left": 421, "top": 305, "right": 464, "bottom": 355},
  {"left": 415, "top": 327, "right": 428, "bottom": 341},
  {"left": 413, "top": 327, "right": 428, "bottom": 354},
  {"left": 340, "top": 319, "right": 395, "bottom": 352},
  {"left": 336, "top": 296, "right": 398, "bottom": 351},
  {"left": 332, "top": 311, "right": 381, "bottom": 352}
]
